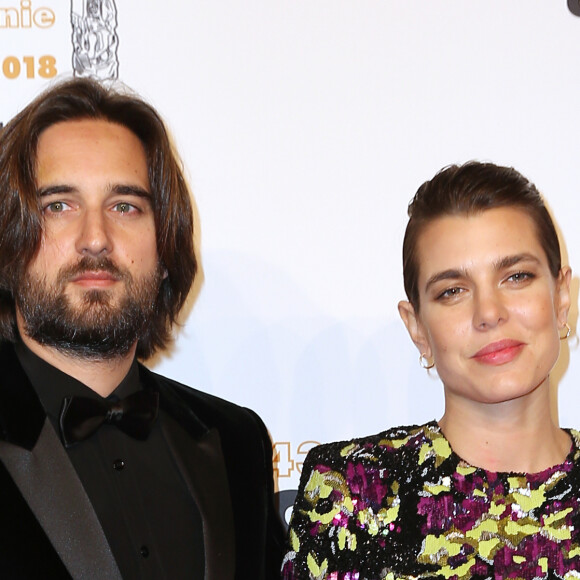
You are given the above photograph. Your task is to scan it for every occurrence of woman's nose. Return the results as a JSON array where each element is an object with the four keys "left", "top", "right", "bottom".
[{"left": 473, "top": 288, "right": 508, "bottom": 330}]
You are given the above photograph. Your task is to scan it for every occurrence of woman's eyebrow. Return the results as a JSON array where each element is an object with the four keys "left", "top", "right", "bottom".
[
  {"left": 424, "top": 254, "right": 542, "bottom": 293},
  {"left": 493, "top": 253, "right": 541, "bottom": 271},
  {"left": 424, "top": 269, "right": 466, "bottom": 293}
]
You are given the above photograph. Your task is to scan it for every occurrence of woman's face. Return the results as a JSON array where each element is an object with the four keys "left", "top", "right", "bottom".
[{"left": 398, "top": 207, "right": 571, "bottom": 407}]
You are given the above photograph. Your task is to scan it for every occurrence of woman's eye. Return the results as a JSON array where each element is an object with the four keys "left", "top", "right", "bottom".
[
  {"left": 507, "top": 271, "right": 535, "bottom": 283},
  {"left": 437, "top": 287, "right": 464, "bottom": 300}
]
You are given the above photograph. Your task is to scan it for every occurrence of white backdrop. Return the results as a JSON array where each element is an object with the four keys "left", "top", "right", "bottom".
[{"left": 2, "top": 0, "right": 580, "bottom": 521}]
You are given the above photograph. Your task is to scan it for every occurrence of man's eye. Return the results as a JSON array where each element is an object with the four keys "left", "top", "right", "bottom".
[
  {"left": 114, "top": 202, "right": 135, "bottom": 214},
  {"left": 45, "top": 201, "right": 68, "bottom": 213}
]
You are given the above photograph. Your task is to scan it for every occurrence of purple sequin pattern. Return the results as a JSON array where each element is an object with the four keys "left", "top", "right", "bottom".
[{"left": 282, "top": 422, "right": 580, "bottom": 580}]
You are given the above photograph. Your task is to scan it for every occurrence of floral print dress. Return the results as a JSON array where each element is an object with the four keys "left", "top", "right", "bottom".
[{"left": 282, "top": 422, "right": 580, "bottom": 580}]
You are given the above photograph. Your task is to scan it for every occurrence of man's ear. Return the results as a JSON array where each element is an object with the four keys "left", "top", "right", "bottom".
[
  {"left": 556, "top": 266, "right": 572, "bottom": 328},
  {"left": 398, "top": 300, "right": 432, "bottom": 358}
]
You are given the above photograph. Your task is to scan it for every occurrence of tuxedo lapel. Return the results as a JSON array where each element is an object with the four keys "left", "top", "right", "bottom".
[
  {"left": 162, "top": 421, "right": 236, "bottom": 579},
  {"left": 139, "top": 366, "right": 236, "bottom": 579},
  {"left": 0, "top": 344, "right": 122, "bottom": 580},
  {"left": 0, "top": 418, "right": 122, "bottom": 580}
]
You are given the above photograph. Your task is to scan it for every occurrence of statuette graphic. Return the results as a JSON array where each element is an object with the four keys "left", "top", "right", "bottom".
[{"left": 71, "top": 0, "right": 118, "bottom": 79}]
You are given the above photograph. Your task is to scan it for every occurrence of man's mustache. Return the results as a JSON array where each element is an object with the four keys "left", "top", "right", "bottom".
[{"left": 57, "top": 257, "right": 129, "bottom": 284}]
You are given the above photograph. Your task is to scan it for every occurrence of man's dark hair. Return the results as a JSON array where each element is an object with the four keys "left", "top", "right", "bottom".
[
  {"left": 0, "top": 77, "right": 196, "bottom": 358},
  {"left": 402, "top": 161, "right": 561, "bottom": 312}
]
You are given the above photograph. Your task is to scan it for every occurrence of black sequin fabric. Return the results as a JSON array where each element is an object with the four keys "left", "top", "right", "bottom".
[{"left": 282, "top": 422, "right": 580, "bottom": 580}]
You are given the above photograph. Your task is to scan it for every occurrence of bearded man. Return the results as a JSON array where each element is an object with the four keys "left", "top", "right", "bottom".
[{"left": 0, "top": 78, "right": 284, "bottom": 579}]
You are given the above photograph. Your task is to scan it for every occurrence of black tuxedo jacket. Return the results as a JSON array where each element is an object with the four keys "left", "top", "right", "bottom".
[{"left": 0, "top": 343, "right": 285, "bottom": 579}]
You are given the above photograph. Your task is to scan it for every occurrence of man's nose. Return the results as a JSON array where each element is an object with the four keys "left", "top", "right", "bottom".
[{"left": 75, "top": 210, "right": 113, "bottom": 257}]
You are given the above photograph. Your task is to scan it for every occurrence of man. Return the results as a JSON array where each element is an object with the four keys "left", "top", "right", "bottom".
[{"left": 0, "top": 78, "right": 285, "bottom": 579}]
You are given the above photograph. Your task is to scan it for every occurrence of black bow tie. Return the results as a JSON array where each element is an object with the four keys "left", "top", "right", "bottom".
[{"left": 59, "top": 391, "right": 159, "bottom": 448}]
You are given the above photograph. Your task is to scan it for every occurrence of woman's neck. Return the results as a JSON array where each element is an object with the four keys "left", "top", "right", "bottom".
[{"left": 438, "top": 389, "right": 571, "bottom": 473}]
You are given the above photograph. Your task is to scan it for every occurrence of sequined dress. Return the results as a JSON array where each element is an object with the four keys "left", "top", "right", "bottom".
[{"left": 282, "top": 422, "right": 580, "bottom": 580}]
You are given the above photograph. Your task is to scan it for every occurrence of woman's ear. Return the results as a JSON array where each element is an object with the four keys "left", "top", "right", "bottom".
[
  {"left": 556, "top": 266, "right": 572, "bottom": 328},
  {"left": 398, "top": 300, "right": 432, "bottom": 359}
]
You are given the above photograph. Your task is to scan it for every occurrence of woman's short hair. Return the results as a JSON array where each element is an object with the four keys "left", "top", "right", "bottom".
[
  {"left": 402, "top": 161, "right": 561, "bottom": 312},
  {"left": 0, "top": 77, "right": 196, "bottom": 358}
]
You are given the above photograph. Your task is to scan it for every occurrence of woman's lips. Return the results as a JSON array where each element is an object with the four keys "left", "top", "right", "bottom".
[{"left": 471, "top": 339, "right": 525, "bottom": 365}]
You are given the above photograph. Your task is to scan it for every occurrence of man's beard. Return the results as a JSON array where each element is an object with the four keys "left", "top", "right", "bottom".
[{"left": 16, "top": 257, "right": 163, "bottom": 360}]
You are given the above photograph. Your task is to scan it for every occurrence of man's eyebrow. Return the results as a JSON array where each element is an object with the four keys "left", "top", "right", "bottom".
[
  {"left": 37, "top": 185, "right": 75, "bottom": 197},
  {"left": 112, "top": 184, "right": 151, "bottom": 198},
  {"left": 424, "top": 253, "right": 542, "bottom": 293},
  {"left": 37, "top": 184, "right": 151, "bottom": 198}
]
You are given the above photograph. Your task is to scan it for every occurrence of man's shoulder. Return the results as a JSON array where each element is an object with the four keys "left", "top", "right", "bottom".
[
  {"left": 140, "top": 364, "right": 268, "bottom": 442},
  {"left": 148, "top": 368, "right": 244, "bottom": 410},
  {"left": 142, "top": 366, "right": 276, "bottom": 500}
]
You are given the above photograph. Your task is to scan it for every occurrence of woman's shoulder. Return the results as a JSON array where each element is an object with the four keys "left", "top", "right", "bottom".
[
  {"left": 569, "top": 428, "right": 580, "bottom": 447},
  {"left": 564, "top": 428, "right": 580, "bottom": 466},
  {"left": 303, "top": 421, "right": 443, "bottom": 473}
]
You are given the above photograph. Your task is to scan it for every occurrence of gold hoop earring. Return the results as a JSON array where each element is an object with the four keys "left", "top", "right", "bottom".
[
  {"left": 419, "top": 353, "right": 435, "bottom": 370},
  {"left": 560, "top": 322, "right": 571, "bottom": 341}
]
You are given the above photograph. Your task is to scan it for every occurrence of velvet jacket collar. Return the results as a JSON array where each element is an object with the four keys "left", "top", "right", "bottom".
[{"left": 0, "top": 342, "right": 236, "bottom": 579}]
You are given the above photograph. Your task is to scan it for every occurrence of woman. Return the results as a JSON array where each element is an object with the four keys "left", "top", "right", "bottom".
[{"left": 282, "top": 161, "right": 578, "bottom": 579}]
